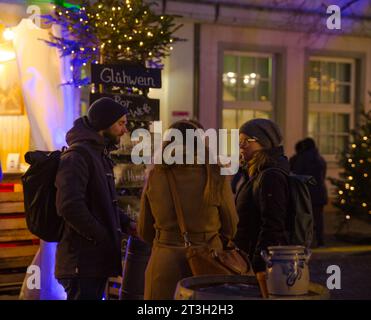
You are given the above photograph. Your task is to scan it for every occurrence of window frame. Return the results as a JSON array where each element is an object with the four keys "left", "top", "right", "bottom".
[
  {"left": 308, "top": 56, "right": 355, "bottom": 160},
  {"left": 222, "top": 50, "right": 274, "bottom": 113}
]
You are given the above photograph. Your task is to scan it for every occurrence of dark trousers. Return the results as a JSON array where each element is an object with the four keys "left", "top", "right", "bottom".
[
  {"left": 58, "top": 278, "right": 108, "bottom": 300},
  {"left": 313, "top": 205, "right": 325, "bottom": 246}
]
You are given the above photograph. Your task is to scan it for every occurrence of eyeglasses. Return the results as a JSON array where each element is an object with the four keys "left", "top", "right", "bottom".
[{"left": 239, "top": 137, "right": 257, "bottom": 148}]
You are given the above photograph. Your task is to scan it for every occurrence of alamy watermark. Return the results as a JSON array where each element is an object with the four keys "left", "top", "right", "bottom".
[
  {"left": 326, "top": 265, "right": 341, "bottom": 290},
  {"left": 130, "top": 121, "right": 240, "bottom": 175},
  {"left": 327, "top": 5, "right": 341, "bottom": 30},
  {"left": 26, "top": 265, "right": 41, "bottom": 290}
]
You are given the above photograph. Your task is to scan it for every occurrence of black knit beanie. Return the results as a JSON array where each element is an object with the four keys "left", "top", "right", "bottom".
[
  {"left": 87, "top": 97, "right": 128, "bottom": 131},
  {"left": 239, "top": 118, "right": 283, "bottom": 149}
]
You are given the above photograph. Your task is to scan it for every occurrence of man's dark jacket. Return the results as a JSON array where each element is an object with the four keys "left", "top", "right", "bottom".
[
  {"left": 55, "top": 117, "right": 130, "bottom": 279},
  {"left": 234, "top": 147, "right": 290, "bottom": 272}
]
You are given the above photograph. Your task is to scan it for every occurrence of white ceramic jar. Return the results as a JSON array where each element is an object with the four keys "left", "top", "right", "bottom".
[{"left": 261, "top": 245, "right": 311, "bottom": 296}]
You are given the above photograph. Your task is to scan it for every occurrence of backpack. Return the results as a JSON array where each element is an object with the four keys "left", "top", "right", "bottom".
[
  {"left": 22, "top": 145, "right": 91, "bottom": 242},
  {"left": 253, "top": 168, "right": 315, "bottom": 248}
]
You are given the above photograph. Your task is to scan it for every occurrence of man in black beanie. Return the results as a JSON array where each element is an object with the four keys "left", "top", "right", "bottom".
[{"left": 55, "top": 97, "right": 136, "bottom": 300}]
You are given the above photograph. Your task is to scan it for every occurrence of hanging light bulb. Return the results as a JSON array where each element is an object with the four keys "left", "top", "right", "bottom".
[
  {"left": 346, "top": 215, "right": 351, "bottom": 220},
  {"left": 3, "top": 28, "right": 15, "bottom": 41},
  {"left": 362, "top": 203, "right": 367, "bottom": 207},
  {"left": 363, "top": 136, "right": 368, "bottom": 141},
  {"left": 139, "top": 41, "right": 143, "bottom": 46}
]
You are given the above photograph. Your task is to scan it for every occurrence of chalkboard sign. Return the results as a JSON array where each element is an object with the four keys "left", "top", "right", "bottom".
[
  {"left": 90, "top": 93, "right": 160, "bottom": 121},
  {"left": 91, "top": 63, "right": 161, "bottom": 88}
]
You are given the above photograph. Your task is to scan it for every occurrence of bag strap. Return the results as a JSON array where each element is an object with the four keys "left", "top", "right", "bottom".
[
  {"left": 252, "top": 167, "right": 289, "bottom": 197},
  {"left": 165, "top": 168, "right": 192, "bottom": 247}
]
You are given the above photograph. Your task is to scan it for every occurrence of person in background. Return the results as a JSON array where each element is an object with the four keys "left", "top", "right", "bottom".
[
  {"left": 235, "top": 118, "right": 290, "bottom": 281},
  {"left": 55, "top": 97, "right": 136, "bottom": 300},
  {"left": 138, "top": 120, "right": 238, "bottom": 300},
  {"left": 290, "top": 138, "right": 328, "bottom": 247}
]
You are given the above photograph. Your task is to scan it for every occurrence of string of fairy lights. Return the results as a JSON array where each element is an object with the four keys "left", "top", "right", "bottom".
[
  {"left": 43, "top": 0, "right": 184, "bottom": 87},
  {"left": 330, "top": 112, "right": 371, "bottom": 222}
]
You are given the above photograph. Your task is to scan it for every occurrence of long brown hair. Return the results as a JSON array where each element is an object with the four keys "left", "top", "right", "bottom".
[
  {"left": 159, "top": 120, "right": 223, "bottom": 204},
  {"left": 248, "top": 149, "right": 271, "bottom": 177}
]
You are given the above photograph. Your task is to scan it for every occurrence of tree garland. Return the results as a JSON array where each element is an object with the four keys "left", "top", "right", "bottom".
[{"left": 43, "top": 0, "right": 184, "bottom": 87}]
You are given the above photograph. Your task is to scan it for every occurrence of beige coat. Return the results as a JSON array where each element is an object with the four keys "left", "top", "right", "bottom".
[{"left": 138, "top": 164, "right": 239, "bottom": 300}]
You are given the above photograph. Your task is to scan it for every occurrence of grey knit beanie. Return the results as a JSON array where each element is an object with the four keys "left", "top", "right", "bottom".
[{"left": 239, "top": 118, "right": 283, "bottom": 149}]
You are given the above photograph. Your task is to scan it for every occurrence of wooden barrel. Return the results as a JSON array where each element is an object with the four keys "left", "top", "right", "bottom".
[
  {"left": 174, "top": 275, "right": 330, "bottom": 300},
  {"left": 120, "top": 236, "right": 151, "bottom": 300}
]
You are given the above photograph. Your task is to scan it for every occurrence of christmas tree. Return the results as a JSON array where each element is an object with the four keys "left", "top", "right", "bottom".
[
  {"left": 329, "top": 111, "right": 371, "bottom": 225},
  {"left": 42, "top": 0, "right": 184, "bottom": 87}
]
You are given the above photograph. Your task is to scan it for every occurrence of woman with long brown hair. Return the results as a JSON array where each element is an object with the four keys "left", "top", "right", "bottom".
[
  {"left": 235, "top": 118, "right": 290, "bottom": 278},
  {"left": 138, "top": 120, "right": 238, "bottom": 300}
]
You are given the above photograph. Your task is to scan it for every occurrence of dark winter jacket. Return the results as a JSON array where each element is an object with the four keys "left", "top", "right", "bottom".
[
  {"left": 290, "top": 148, "right": 328, "bottom": 206},
  {"left": 234, "top": 146, "right": 290, "bottom": 273},
  {"left": 55, "top": 116, "right": 131, "bottom": 278}
]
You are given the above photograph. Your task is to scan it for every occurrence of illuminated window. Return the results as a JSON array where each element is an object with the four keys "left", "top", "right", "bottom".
[
  {"left": 308, "top": 57, "right": 354, "bottom": 156},
  {"left": 222, "top": 51, "right": 273, "bottom": 155}
]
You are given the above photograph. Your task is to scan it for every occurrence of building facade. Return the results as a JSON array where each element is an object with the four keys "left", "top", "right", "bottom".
[{"left": 150, "top": 0, "right": 371, "bottom": 186}]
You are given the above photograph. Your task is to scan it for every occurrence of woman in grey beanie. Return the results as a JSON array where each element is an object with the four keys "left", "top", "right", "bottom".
[{"left": 234, "top": 118, "right": 291, "bottom": 285}]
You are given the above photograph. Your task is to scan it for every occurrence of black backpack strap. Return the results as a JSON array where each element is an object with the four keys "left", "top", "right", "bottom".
[{"left": 252, "top": 167, "right": 289, "bottom": 198}]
